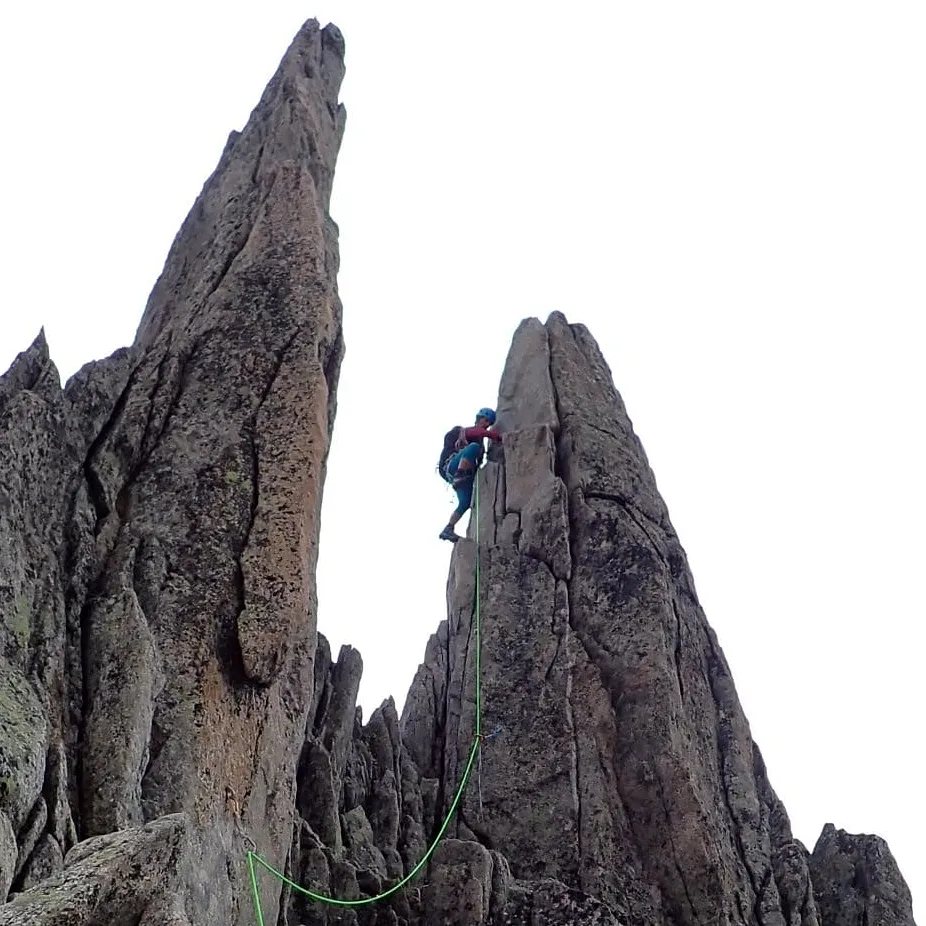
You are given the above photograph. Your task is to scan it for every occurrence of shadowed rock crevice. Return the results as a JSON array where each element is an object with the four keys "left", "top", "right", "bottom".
[{"left": 81, "top": 359, "right": 144, "bottom": 527}]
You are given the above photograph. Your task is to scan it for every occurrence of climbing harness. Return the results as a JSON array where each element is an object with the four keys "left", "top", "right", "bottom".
[{"left": 247, "top": 478, "right": 486, "bottom": 922}]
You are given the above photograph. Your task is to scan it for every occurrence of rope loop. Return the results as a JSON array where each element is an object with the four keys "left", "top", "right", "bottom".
[{"left": 248, "top": 472, "right": 487, "bottom": 918}]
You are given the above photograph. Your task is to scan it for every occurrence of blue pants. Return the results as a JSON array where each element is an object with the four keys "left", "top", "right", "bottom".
[{"left": 445, "top": 443, "right": 482, "bottom": 516}]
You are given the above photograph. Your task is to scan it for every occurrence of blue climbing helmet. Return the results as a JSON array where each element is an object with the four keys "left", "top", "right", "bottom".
[{"left": 475, "top": 407, "right": 496, "bottom": 425}]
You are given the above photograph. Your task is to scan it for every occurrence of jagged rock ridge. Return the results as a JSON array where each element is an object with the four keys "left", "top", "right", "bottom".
[{"left": 0, "top": 18, "right": 917, "bottom": 926}]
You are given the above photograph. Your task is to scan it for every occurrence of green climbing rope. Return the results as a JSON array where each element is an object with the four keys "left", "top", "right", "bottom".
[{"left": 247, "top": 477, "right": 484, "bottom": 922}]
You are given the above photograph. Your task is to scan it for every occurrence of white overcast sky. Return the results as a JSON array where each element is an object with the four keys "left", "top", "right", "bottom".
[{"left": 1, "top": 1, "right": 922, "bottom": 913}]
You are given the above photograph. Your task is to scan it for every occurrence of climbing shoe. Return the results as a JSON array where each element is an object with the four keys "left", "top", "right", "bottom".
[{"left": 439, "top": 527, "right": 460, "bottom": 543}]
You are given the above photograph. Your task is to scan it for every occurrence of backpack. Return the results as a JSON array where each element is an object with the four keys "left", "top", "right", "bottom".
[{"left": 437, "top": 427, "right": 465, "bottom": 480}]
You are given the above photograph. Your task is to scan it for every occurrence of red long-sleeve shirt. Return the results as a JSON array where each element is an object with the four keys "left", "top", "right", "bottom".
[{"left": 462, "top": 426, "right": 501, "bottom": 443}]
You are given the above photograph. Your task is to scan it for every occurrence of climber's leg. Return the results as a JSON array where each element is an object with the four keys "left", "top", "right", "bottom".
[{"left": 439, "top": 477, "right": 473, "bottom": 542}]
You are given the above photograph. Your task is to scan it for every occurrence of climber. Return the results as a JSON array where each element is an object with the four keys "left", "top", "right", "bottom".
[{"left": 437, "top": 408, "right": 501, "bottom": 542}]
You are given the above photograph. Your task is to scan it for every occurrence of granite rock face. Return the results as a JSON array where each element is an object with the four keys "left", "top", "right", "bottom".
[
  {"left": 397, "top": 315, "right": 917, "bottom": 926},
  {"left": 0, "top": 19, "right": 345, "bottom": 926},
  {"left": 0, "top": 18, "right": 917, "bottom": 926},
  {"left": 809, "top": 825, "right": 916, "bottom": 926}
]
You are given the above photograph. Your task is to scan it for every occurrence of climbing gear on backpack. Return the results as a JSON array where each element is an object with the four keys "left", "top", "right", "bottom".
[{"left": 438, "top": 426, "right": 465, "bottom": 480}]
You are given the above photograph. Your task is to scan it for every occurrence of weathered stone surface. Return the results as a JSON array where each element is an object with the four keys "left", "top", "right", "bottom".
[
  {"left": 0, "top": 335, "right": 74, "bottom": 903},
  {"left": 422, "top": 839, "right": 494, "bottom": 926},
  {"left": 494, "top": 318, "right": 558, "bottom": 434},
  {"left": 320, "top": 646, "right": 365, "bottom": 785},
  {"left": 80, "top": 537, "right": 161, "bottom": 837},
  {"left": 809, "top": 824, "right": 915, "bottom": 926},
  {"left": 285, "top": 631, "right": 435, "bottom": 922},
  {"left": 501, "top": 878, "right": 623, "bottom": 925},
  {"left": 0, "top": 821, "right": 13, "bottom": 902},
  {"left": 298, "top": 742, "right": 342, "bottom": 850},
  {"left": 0, "top": 814, "right": 186, "bottom": 925},
  {"left": 296, "top": 636, "right": 365, "bottom": 854},
  {"left": 43, "top": 744, "right": 76, "bottom": 859},
  {"left": 15, "top": 835, "right": 64, "bottom": 894},
  {"left": 401, "top": 622, "right": 450, "bottom": 780},
  {"left": 774, "top": 841, "right": 820, "bottom": 926},
  {"left": 12, "top": 800, "right": 48, "bottom": 890},
  {"left": 343, "top": 807, "right": 388, "bottom": 877},
  {"left": 0, "top": 18, "right": 345, "bottom": 926}
]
